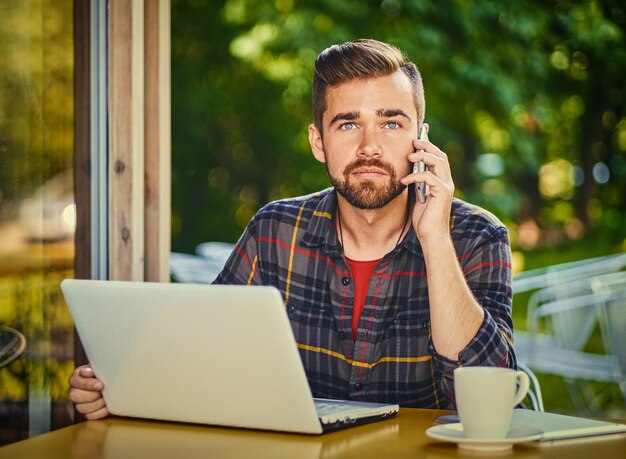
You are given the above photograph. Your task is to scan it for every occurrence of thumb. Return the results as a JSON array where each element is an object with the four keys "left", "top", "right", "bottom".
[{"left": 79, "top": 365, "right": 95, "bottom": 377}]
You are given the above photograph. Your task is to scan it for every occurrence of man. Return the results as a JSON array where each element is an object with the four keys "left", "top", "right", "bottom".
[{"left": 69, "top": 39, "right": 514, "bottom": 419}]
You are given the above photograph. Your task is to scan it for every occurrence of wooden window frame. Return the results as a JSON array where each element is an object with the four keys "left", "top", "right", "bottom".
[
  {"left": 74, "top": 0, "right": 170, "bottom": 283},
  {"left": 108, "top": 0, "right": 171, "bottom": 282},
  {"left": 73, "top": 0, "right": 170, "bottom": 370}
]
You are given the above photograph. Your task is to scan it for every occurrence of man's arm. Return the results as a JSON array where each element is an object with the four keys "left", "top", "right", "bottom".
[
  {"left": 426, "top": 224, "right": 514, "bottom": 407},
  {"left": 423, "top": 233, "right": 486, "bottom": 360},
  {"left": 403, "top": 138, "right": 514, "bottom": 406},
  {"left": 404, "top": 137, "right": 492, "bottom": 359},
  {"left": 426, "top": 223, "right": 514, "bottom": 362}
]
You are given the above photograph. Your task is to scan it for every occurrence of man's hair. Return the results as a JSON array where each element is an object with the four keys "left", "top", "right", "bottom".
[{"left": 312, "top": 39, "right": 425, "bottom": 134}]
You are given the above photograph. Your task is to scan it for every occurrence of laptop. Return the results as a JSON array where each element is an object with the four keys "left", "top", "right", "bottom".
[
  {"left": 61, "top": 279, "right": 399, "bottom": 434},
  {"left": 434, "top": 409, "right": 626, "bottom": 444},
  {"left": 512, "top": 409, "right": 626, "bottom": 445}
]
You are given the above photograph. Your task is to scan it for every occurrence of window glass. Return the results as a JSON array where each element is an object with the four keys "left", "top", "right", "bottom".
[{"left": 0, "top": 0, "right": 75, "bottom": 444}]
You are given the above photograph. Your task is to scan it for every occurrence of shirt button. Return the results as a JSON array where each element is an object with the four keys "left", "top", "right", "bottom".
[
  {"left": 423, "top": 320, "right": 430, "bottom": 329},
  {"left": 339, "top": 331, "right": 347, "bottom": 339},
  {"left": 342, "top": 277, "right": 351, "bottom": 286},
  {"left": 287, "top": 305, "right": 296, "bottom": 314},
  {"left": 353, "top": 383, "right": 362, "bottom": 391}
]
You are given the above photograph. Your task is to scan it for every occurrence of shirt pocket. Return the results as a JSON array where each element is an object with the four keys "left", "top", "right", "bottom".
[
  {"left": 286, "top": 299, "right": 332, "bottom": 330},
  {"left": 382, "top": 305, "right": 431, "bottom": 369}
]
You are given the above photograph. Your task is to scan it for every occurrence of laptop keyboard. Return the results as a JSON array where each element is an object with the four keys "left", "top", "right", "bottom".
[
  {"left": 313, "top": 398, "right": 399, "bottom": 428},
  {"left": 314, "top": 400, "right": 360, "bottom": 417}
]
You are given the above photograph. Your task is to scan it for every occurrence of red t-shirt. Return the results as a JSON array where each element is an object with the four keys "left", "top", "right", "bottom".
[{"left": 345, "top": 256, "right": 381, "bottom": 339}]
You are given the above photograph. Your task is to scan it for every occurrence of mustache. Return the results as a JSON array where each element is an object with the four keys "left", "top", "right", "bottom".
[{"left": 343, "top": 158, "right": 396, "bottom": 176}]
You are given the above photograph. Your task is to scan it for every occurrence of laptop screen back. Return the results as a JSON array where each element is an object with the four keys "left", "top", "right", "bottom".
[{"left": 62, "top": 280, "right": 324, "bottom": 433}]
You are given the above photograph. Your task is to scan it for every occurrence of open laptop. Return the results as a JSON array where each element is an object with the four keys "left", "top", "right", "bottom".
[{"left": 61, "top": 279, "right": 399, "bottom": 434}]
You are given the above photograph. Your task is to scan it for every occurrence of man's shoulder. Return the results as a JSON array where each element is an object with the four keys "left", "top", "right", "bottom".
[
  {"left": 451, "top": 198, "right": 506, "bottom": 233},
  {"left": 253, "top": 188, "right": 334, "bottom": 224}
]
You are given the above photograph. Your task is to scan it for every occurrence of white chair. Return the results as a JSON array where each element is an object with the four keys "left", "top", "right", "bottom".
[
  {"left": 592, "top": 273, "right": 626, "bottom": 400},
  {"left": 0, "top": 325, "right": 26, "bottom": 368},
  {"left": 512, "top": 253, "right": 626, "bottom": 294},
  {"left": 517, "top": 361, "right": 544, "bottom": 412},
  {"left": 514, "top": 272, "right": 626, "bottom": 414},
  {"left": 170, "top": 242, "right": 235, "bottom": 284}
]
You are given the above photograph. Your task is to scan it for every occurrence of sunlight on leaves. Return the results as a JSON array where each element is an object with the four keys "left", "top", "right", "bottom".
[{"left": 539, "top": 159, "right": 575, "bottom": 199}]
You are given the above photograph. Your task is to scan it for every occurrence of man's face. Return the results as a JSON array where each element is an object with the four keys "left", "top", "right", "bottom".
[{"left": 309, "top": 70, "right": 419, "bottom": 210}]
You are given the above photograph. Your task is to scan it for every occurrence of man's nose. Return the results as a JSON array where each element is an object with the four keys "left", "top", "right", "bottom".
[{"left": 357, "top": 127, "right": 382, "bottom": 158}]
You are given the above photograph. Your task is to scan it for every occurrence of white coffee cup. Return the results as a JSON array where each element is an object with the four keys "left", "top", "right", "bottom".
[{"left": 453, "top": 366, "right": 530, "bottom": 439}]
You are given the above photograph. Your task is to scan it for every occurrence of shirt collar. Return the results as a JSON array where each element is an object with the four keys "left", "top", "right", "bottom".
[
  {"left": 300, "top": 188, "right": 425, "bottom": 259},
  {"left": 300, "top": 188, "right": 343, "bottom": 257},
  {"left": 393, "top": 225, "right": 424, "bottom": 259}
]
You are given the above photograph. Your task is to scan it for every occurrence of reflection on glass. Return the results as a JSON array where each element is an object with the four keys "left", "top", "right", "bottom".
[{"left": 0, "top": 0, "right": 75, "bottom": 445}]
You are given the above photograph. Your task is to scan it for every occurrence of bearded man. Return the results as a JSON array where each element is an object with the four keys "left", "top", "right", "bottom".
[{"left": 69, "top": 39, "right": 515, "bottom": 418}]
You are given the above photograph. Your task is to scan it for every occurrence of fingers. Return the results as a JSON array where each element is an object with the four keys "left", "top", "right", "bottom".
[
  {"left": 402, "top": 158, "right": 451, "bottom": 188},
  {"left": 74, "top": 397, "right": 110, "bottom": 420},
  {"left": 68, "top": 364, "right": 109, "bottom": 419},
  {"left": 405, "top": 140, "right": 453, "bottom": 190},
  {"left": 400, "top": 168, "right": 451, "bottom": 196},
  {"left": 79, "top": 365, "right": 96, "bottom": 377},
  {"left": 407, "top": 154, "right": 447, "bottom": 182},
  {"left": 408, "top": 141, "right": 449, "bottom": 172},
  {"left": 84, "top": 406, "right": 110, "bottom": 421},
  {"left": 69, "top": 365, "right": 104, "bottom": 392},
  {"left": 412, "top": 138, "right": 446, "bottom": 158},
  {"left": 69, "top": 384, "right": 102, "bottom": 403}
]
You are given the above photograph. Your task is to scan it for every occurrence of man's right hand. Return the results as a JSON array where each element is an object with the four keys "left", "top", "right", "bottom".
[{"left": 68, "top": 365, "right": 110, "bottom": 420}]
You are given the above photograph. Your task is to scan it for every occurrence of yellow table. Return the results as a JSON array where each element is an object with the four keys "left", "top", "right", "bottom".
[{"left": 1, "top": 409, "right": 624, "bottom": 459}]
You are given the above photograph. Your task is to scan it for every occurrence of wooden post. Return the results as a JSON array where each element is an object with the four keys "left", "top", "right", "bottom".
[
  {"left": 108, "top": 0, "right": 146, "bottom": 281},
  {"left": 144, "top": 0, "right": 171, "bottom": 282},
  {"left": 107, "top": 0, "right": 170, "bottom": 281},
  {"left": 73, "top": 0, "right": 91, "bottom": 370}
]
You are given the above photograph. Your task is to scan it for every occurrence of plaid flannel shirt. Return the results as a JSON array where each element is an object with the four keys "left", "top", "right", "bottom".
[{"left": 214, "top": 188, "right": 515, "bottom": 409}]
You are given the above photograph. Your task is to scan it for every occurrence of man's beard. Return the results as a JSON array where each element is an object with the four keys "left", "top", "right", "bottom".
[{"left": 328, "top": 158, "right": 407, "bottom": 210}]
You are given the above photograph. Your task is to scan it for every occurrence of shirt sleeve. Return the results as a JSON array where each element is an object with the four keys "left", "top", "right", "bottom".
[
  {"left": 429, "top": 225, "right": 515, "bottom": 407},
  {"left": 212, "top": 219, "right": 264, "bottom": 286}
]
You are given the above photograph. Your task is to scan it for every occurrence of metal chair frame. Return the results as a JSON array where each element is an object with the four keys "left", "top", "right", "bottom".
[
  {"left": 517, "top": 361, "right": 544, "bottom": 412},
  {"left": 514, "top": 271, "right": 626, "bottom": 414},
  {"left": 0, "top": 325, "right": 27, "bottom": 368}
]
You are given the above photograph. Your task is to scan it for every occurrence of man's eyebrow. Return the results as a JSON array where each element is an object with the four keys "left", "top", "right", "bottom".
[
  {"left": 329, "top": 111, "right": 360, "bottom": 127},
  {"left": 376, "top": 108, "right": 412, "bottom": 120}
]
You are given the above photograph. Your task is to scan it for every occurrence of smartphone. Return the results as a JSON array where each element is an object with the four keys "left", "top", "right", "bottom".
[{"left": 412, "top": 124, "right": 429, "bottom": 203}]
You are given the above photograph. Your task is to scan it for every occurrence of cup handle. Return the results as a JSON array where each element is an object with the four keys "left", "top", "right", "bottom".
[{"left": 513, "top": 371, "right": 530, "bottom": 407}]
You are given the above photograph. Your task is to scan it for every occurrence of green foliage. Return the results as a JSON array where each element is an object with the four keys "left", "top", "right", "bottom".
[
  {"left": 0, "top": 269, "right": 74, "bottom": 402},
  {"left": 171, "top": 0, "right": 626, "bottom": 255},
  {"left": 0, "top": 0, "right": 74, "bottom": 210}
]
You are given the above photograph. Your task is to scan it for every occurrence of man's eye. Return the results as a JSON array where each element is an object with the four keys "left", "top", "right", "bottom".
[
  {"left": 340, "top": 122, "right": 356, "bottom": 131},
  {"left": 386, "top": 121, "right": 400, "bottom": 129}
]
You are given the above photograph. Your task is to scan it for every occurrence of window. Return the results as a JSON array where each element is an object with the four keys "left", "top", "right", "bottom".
[
  {"left": 0, "top": 0, "right": 170, "bottom": 445},
  {"left": 0, "top": 0, "right": 75, "bottom": 444}
]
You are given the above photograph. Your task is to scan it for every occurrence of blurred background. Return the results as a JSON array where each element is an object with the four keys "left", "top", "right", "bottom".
[
  {"left": 168, "top": 0, "right": 626, "bottom": 419},
  {"left": 170, "top": 0, "right": 626, "bottom": 261},
  {"left": 0, "top": 0, "right": 625, "bottom": 445}
]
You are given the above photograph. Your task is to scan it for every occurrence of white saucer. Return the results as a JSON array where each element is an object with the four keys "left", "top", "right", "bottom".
[{"left": 426, "top": 423, "right": 543, "bottom": 451}]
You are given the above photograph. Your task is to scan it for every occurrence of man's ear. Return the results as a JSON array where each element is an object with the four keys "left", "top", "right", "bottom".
[{"left": 308, "top": 123, "right": 326, "bottom": 163}]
